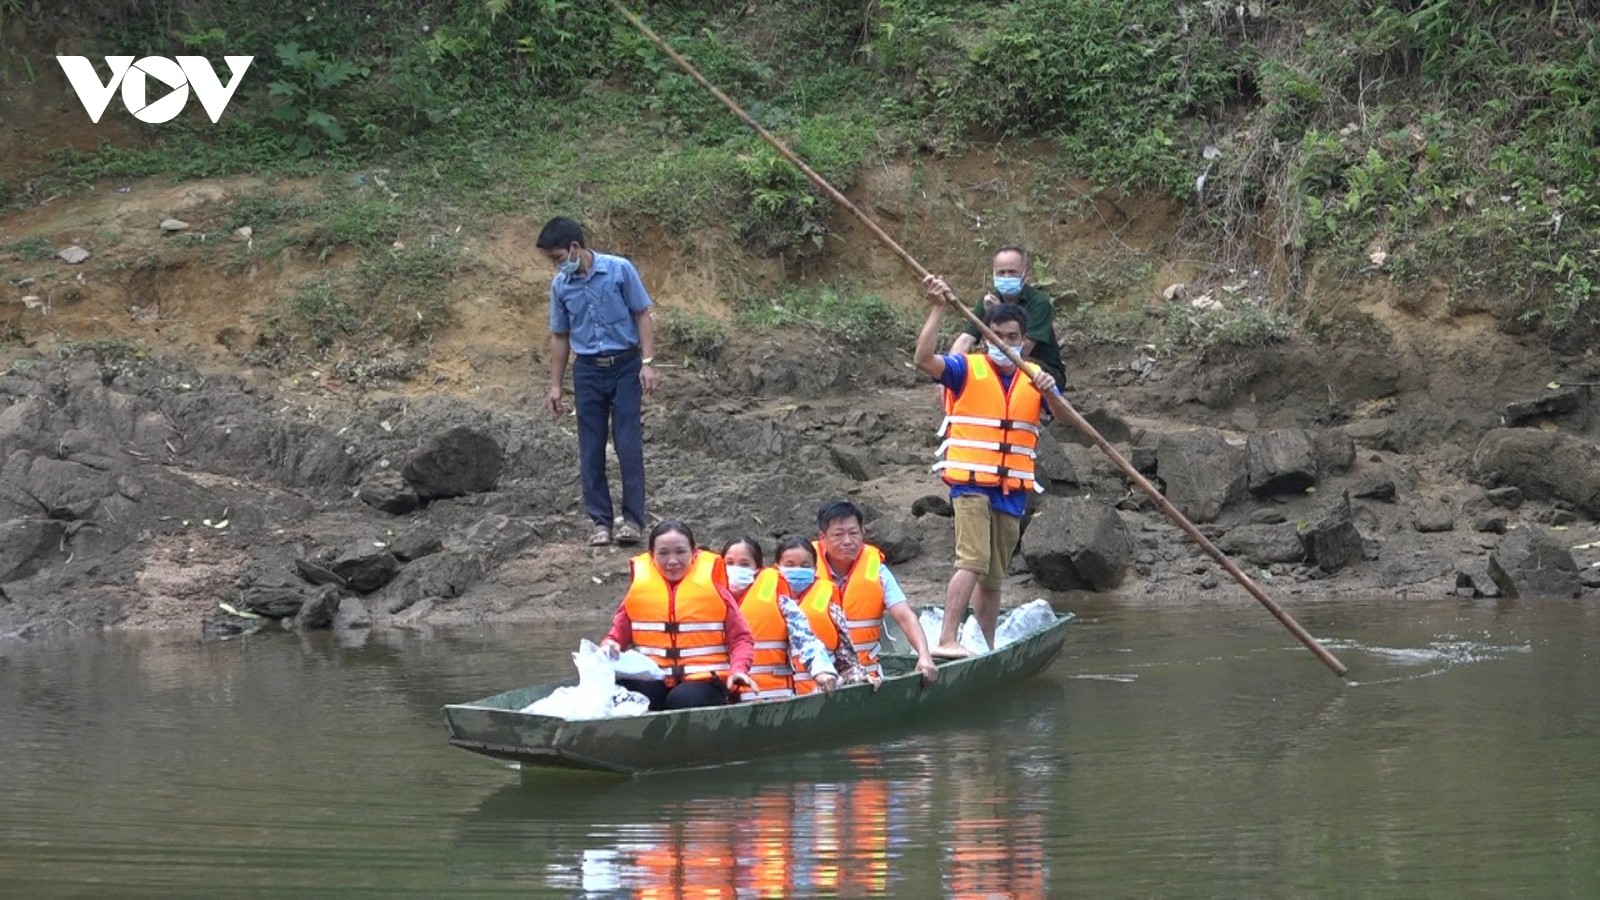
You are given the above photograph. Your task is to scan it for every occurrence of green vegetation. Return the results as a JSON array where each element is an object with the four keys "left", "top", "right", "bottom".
[
  {"left": 5, "top": 236, "right": 56, "bottom": 260},
  {"left": 4, "top": 0, "right": 1598, "bottom": 347},
  {"left": 737, "top": 284, "right": 916, "bottom": 345}
]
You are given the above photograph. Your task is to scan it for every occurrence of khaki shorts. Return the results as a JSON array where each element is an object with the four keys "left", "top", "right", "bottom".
[{"left": 952, "top": 494, "right": 1022, "bottom": 590}]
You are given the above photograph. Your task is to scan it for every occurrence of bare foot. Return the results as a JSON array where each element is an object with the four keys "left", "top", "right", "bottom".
[{"left": 930, "top": 642, "right": 971, "bottom": 660}]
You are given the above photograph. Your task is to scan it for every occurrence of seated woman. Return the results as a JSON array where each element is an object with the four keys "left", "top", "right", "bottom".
[
  {"left": 722, "top": 535, "right": 839, "bottom": 700},
  {"left": 599, "top": 520, "right": 757, "bottom": 711},
  {"left": 771, "top": 536, "right": 877, "bottom": 690}
]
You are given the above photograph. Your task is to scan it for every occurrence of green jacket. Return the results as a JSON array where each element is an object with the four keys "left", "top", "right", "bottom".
[{"left": 962, "top": 284, "right": 1065, "bottom": 381}]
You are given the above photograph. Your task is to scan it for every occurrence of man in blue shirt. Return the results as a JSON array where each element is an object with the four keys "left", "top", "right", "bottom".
[
  {"left": 915, "top": 274, "right": 1057, "bottom": 658},
  {"left": 539, "top": 217, "right": 659, "bottom": 547}
]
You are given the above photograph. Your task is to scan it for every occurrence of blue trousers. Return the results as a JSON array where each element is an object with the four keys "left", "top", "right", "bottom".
[{"left": 572, "top": 354, "right": 646, "bottom": 529}]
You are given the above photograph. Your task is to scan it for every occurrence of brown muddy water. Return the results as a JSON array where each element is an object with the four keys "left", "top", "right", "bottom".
[{"left": 2, "top": 596, "right": 1598, "bottom": 898}]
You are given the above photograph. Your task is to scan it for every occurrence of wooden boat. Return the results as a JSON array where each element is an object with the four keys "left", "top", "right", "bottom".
[{"left": 442, "top": 611, "right": 1074, "bottom": 774}]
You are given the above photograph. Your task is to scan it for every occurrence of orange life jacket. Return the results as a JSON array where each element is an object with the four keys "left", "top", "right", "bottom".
[
  {"left": 792, "top": 579, "right": 840, "bottom": 697},
  {"left": 934, "top": 353, "right": 1043, "bottom": 494},
  {"left": 814, "top": 541, "right": 885, "bottom": 677},
  {"left": 737, "top": 568, "right": 797, "bottom": 702},
  {"left": 624, "top": 550, "right": 730, "bottom": 687}
]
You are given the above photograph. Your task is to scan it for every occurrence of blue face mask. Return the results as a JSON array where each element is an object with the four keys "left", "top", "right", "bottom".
[
  {"left": 557, "top": 246, "right": 580, "bottom": 277},
  {"left": 780, "top": 567, "right": 816, "bottom": 594},
  {"left": 993, "top": 276, "right": 1024, "bottom": 297},
  {"left": 726, "top": 565, "right": 757, "bottom": 592}
]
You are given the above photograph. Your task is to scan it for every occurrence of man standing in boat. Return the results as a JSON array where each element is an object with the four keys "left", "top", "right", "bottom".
[
  {"left": 813, "top": 500, "right": 939, "bottom": 685},
  {"left": 915, "top": 276, "right": 1057, "bottom": 658}
]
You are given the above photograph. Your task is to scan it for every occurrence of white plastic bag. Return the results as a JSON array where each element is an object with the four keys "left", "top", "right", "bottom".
[
  {"left": 919, "top": 599, "right": 1059, "bottom": 656},
  {"left": 918, "top": 608, "right": 990, "bottom": 655},
  {"left": 612, "top": 649, "right": 665, "bottom": 680},
  {"left": 992, "top": 598, "right": 1058, "bottom": 648},
  {"left": 524, "top": 639, "right": 622, "bottom": 719}
]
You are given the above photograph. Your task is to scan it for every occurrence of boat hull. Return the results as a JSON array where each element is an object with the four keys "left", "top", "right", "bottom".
[{"left": 443, "top": 612, "right": 1073, "bottom": 774}]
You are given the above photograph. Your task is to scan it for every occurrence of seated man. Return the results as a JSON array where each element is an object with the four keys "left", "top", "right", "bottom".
[
  {"left": 810, "top": 500, "right": 938, "bottom": 686},
  {"left": 947, "top": 245, "right": 1065, "bottom": 388}
]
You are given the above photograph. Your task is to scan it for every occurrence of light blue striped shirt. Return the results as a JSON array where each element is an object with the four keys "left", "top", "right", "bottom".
[{"left": 548, "top": 251, "right": 653, "bottom": 356}]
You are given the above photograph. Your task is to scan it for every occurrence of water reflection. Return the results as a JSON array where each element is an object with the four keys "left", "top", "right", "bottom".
[{"left": 466, "top": 733, "right": 1056, "bottom": 898}]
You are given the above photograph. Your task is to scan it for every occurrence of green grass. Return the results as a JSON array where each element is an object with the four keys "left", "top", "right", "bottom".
[
  {"left": 5, "top": 236, "right": 55, "bottom": 260},
  {"left": 737, "top": 284, "right": 916, "bottom": 346}
]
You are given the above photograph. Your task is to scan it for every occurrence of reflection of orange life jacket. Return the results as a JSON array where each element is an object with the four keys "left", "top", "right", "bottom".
[
  {"left": 739, "top": 789, "right": 795, "bottom": 898},
  {"left": 843, "top": 780, "right": 891, "bottom": 895},
  {"left": 934, "top": 353, "right": 1043, "bottom": 494},
  {"left": 793, "top": 579, "right": 840, "bottom": 697},
  {"left": 814, "top": 542, "right": 885, "bottom": 677},
  {"left": 624, "top": 550, "right": 730, "bottom": 687},
  {"left": 738, "top": 568, "right": 797, "bottom": 702},
  {"left": 633, "top": 821, "right": 738, "bottom": 900}
]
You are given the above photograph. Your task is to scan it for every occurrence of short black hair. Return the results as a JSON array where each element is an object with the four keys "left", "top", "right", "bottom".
[
  {"left": 721, "top": 535, "right": 764, "bottom": 568},
  {"left": 816, "top": 499, "right": 865, "bottom": 533},
  {"left": 985, "top": 302, "right": 1028, "bottom": 333},
  {"left": 536, "top": 216, "right": 586, "bottom": 251},
  {"left": 648, "top": 518, "right": 695, "bottom": 552},
  {"left": 774, "top": 535, "right": 816, "bottom": 565}
]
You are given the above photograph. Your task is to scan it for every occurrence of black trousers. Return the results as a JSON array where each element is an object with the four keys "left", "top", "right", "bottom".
[{"left": 617, "top": 677, "right": 729, "bottom": 711}]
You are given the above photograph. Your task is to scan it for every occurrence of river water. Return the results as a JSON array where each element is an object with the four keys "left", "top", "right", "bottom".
[{"left": 3, "top": 596, "right": 1599, "bottom": 898}]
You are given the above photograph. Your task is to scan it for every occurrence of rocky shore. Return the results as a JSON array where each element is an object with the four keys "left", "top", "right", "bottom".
[{"left": 2, "top": 331, "right": 1597, "bottom": 643}]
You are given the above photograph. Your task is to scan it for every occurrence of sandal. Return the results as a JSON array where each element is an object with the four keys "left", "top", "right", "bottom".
[
  {"left": 614, "top": 521, "right": 642, "bottom": 546},
  {"left": 588, "top": 526, "right": 612, "bottom": 546}
]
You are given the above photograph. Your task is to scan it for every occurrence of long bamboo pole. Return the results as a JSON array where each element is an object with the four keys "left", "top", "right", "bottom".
[{"left": 607, "top": 0, "right": 1348, "bottom": 678}]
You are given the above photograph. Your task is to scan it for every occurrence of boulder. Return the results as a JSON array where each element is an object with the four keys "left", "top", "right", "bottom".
[
  {"left": 1503, "top": 389, "right": 1584, "bottom": 426},
  {"left": 401, "top": 426, "right": 503, "bottom": 500},
  {"left": 329, "top": 547, "right": 400, "bottom": 593},
  {"left": 1486, "top": 487, "right": 1524, "bottom": 509},
  {"left": 1455, "top": 566, "right": 1501, "bottom": 599},
  {"left": 1299, "top": 494, "right": 1366, "bottom": 573},
  {"left": 1247, "top": 429, "right": 1319, "bottom": 496},
  {"left": 0, "top": 518, "right": 70, "bottom": 582},
  {"left": 1022, "top": 496, "right": 1132, "bottom": 591},
  {"left": 911, "top": 495, "right": 953, "bottom": 518},
  {"left": 358, "top": 470, "right": 420, "bottom": 515},
  {"left": 238, "top": 571, "right": 311, "bottom": 619},
  {"left": 333, "top": 596, "right": 373, "bottom": 630},
  {"left": 1032, "top": 427, "right": 1079, "bottom": 493},
  {"left": 829, "top": 445, "right": 881, "bottom": 482},
  {"left": 867, "top": 515, "right": 921, "bottom": 565},
  {"left": 1472, "top": 429, "right": 1600, "bottom": 517},
  {"left": 1218, "top": 523, "right": 1307, "bottom": 566},
  {"left": 292, "top": 586, "right": 343, "bottom": 629},
  {"left": 1412, "top": 505, "right": 1456, "bottom": 533},
  {"left": 389, "top": 530, "right": 444, "bottom": 562},
  {"left": 1060, "top": 406, "right": 1133, "bottom": 447},
  {"left": 1312, "top": 429, "right": 1356, "bottom": 474},
  {"left": 1471, "top": 515, "right": 1508, "bottom": 534},
  {"left": 1487, "top": 527, "right": 1581, "bottom": 598},
  {"left": 1155, "top": 429, "right": 1246, "bottom": 523},
  {"left": 1352, "top": 471, "right": 1398, "bottom": 502}
]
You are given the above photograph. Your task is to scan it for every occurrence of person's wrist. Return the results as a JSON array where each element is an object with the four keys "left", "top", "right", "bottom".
[{"left": 641, "top": 357, "right": 654, "bottom": 366}]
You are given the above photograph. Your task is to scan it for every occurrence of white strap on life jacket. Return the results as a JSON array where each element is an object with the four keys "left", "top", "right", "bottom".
[
  {"left": 938, "top": 414, "right": 1040, "bottom": 437},
  {"left": 845, "top": 618, "right": 881, "bottom": 631},
  {"left": 931, "top": 460, "right": 1044, "bottom": 492},
  {"left": 747, "top": 663, "right": 797, "bottom": 675},
  {"left": 638, "top": 644, "right": 729, "bottom": 660},
  {"left": 753, "top": 640, "right": 790, "bottom": 652},
  {"left": 631, "top": 620, "right": 724, "bottom": 633},
  {"left": 678, "top": 662, "right": 727, "bottom": 676},
  {"left": 854, "top": 640, "right": 881, "bottom": 656},
  {"left": 936, "top": 438, "right": 1038, "bottom": 459}
]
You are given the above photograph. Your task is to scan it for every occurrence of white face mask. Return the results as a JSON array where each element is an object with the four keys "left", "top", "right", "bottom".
[
  {"left": 986, "top": 342, "right": 1021, "bottom": 369},
  {"left": 726, "top": 565, "right": 757, "bottom": 591}
]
